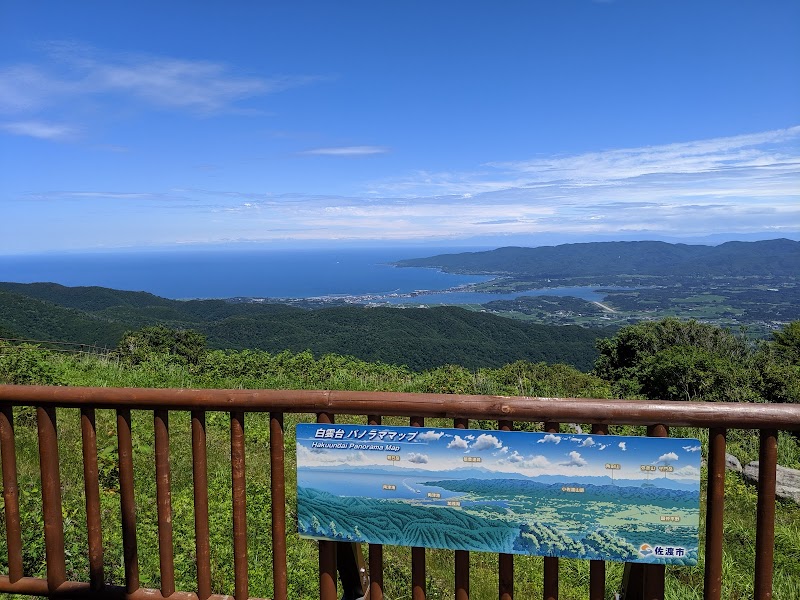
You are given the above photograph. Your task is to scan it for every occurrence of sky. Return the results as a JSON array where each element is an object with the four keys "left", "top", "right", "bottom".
[
  {"left": 297, "top": 425, "right": 701, "bottom": 482},
  {"left": 1, "top": 1, "right": 799, "bottom": 254}
]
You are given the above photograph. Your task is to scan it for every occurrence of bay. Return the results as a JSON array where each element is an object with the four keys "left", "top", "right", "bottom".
[
  {"left": 0, "top": 247, "right": 616, "bottom": 305},
  {"left": 0, "top": 247, "right": 491, "bottom": 300}
]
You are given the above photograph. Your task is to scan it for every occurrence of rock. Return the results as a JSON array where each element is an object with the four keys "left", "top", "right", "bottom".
[
  {"left": 725, "top": 453, "right": 743, "bottom": 473},
  {"left": 742, "top": 461, "right": 800, "bottom": 504}
]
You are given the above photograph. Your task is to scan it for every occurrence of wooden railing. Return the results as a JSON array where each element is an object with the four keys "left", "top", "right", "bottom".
[{"left": 0, "top": 385, "right": 798, "bottom": 600}]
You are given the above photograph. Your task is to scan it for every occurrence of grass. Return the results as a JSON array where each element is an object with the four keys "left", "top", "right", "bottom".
[{"left": 1, "top": 354, "right": 798, "bottom": 599}]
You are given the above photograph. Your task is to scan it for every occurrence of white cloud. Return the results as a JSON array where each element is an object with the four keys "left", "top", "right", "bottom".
[
  {"left": 0, "top": 42, "right": 323, "bottom": 116},
  {"left": 471, "top": 433, "right": 502, "bottom": 451},
  {"left": 407, "top": 452, "right": 429, "bottom": 464},
  {"left": 359, "top": 127, "right": 800, "bottom": 240},
  {"left": 6, "top": 124, "right": 799, "bottom": 251},
  {"left": 416, "top": 431, "right": 445, "bottom": 442},
  {"left": 581, "top": 437, "right": 595, "bottom": 447},
  {"left": 499, "top": 451, "right": 551, "bottom": 469},
  {"left": 302, "top": 146, "right": 389, "bottom": 157},
  {"left": 521, "top": 455, "right": 551, "bottom": 469},
  {"left": 658, "top": 452, "right": 679, "bottom": 463},
  {"left": 297, "top": 445, "right": 365, "bottom": 466},
  {"left": 506, "top": 450, "right": 524, "bottom": 463},
  {"left": 598, "top": 444, "right": 608, "bottom": 451},
  {"left": 1, "top": 120, "right": 77, "bottom": 140},
  {"left": 672, "top": 465, "right": 700, "bottom": 479},
  {"left": 488, "top": 126, "right": 800, "bottom": 183},
  {"left": 561, "top": 451, "right": 587, "bottom": 467},
  {"left": 447, "top": 435, "right": 469, "bottom": 450},
  {"left": 683, "top": 445, "right": 701, "bottom": 453},
  {"left": 538, "top": 434, "right": 562, "bottom": 444},
  {"left": 618, "top": 442, "right": 627, "bottom": 451}
]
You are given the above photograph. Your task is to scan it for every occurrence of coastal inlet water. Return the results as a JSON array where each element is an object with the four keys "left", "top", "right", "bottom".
[{"left": 0, "top": 246, "right": 610, "bottom": 304}]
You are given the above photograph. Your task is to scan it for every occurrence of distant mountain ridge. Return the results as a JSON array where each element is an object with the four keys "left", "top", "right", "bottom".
[{"left": 394, "top": 239, "right": 800, "bottom": 278}]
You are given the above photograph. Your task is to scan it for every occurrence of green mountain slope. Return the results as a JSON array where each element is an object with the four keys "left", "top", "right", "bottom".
[
  {"left": 207, "top": 305, "right": 606, "bottom": 371},
  {"left": 0, "top": 290, "right": 128, "bottom": 347},
  {"left": 0, "top": 283, "right": 607, "bottom": 371}
]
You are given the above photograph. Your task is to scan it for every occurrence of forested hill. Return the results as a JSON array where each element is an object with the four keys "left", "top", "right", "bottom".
[
  {"left": 0, "top": 283, "right": 608, "bottom": 371},
  {"left": 394, "top": 238, "right": 800, "bottom": 278}
]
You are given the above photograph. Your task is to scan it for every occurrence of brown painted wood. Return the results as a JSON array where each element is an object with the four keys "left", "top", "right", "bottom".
[
  {"left": 37, "top": 406, "right": 66, "bottom": 592},
  {"left": 270, "top": 412, "right": 288, "bottom": 600},
  {"left": 117, "top": 409, "right": 139, "bottom": 592},
  {"left": 704, "top": 428, "right": 726, "bottom": 600},
  {"left": 154, "top": 410, "right": 174, "bottom": 597},
  {"left": 755, "top": 429, "right": 778, "bottom": 600},
  {"left": 3, "top": 385, "right": 798, "bottom": 430},
  {"left": 230, "top": 411, "right": 248, "bottom": 600},
  {"left": 81, "top": 408, "right": 104, "bottom": 590},
  {"left": 0, "top": 405, "right": 23, "bottom": 582}
]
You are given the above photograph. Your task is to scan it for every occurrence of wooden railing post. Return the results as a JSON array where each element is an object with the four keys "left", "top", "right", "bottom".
[
  {"left": 0, "top": 406, "right": 23, "bottom": 583},
  {"left": 80, "top": 407, "right": 104, "bottom": 591},
  {"left": 754, "top": 429, "right": 778, "bottom": 600},
  {"left": 154, "top": 409, "right": 175, "bottom": 597},
  {"left": 231, "top": 410, "right": 248, "bottom": 600},
  {"left": 704, "top": 427, "right": 726, "bottom": 600},
  {"left": 37, "top": 406, "right": 66, "bottom": 592},
  {"left": 271, "top": 411, "right": 288, "bottom": 600},
  {"left": 191, "top": 410, "right": 212, "bottom": 600},
  {"left": 117, "top": 408, "right": 139, "bottom": 593}
]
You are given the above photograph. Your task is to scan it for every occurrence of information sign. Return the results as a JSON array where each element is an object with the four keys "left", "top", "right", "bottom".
[{"left": 296, "top": 424, "right": 701, "bottom": 565}]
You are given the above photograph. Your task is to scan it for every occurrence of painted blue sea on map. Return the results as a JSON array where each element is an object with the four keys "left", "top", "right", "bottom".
[
  {"left": 0, "top": 246, "right": 614, "bottom": 304},
  {"left": 296, "top": 424, "right": 701, "bottom": 565}
]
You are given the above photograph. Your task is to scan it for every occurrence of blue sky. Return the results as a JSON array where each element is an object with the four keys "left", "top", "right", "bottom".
[
  {"left": 297, "top": 425, "right": 701, "bottom": 482},
  {"left": 1, "top": 1, "right": 798, "bottom": 254}
]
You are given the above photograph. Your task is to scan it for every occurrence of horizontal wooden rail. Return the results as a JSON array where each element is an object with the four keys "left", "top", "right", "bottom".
[
  {"left": 0, "top": 384, "right": 798, "bottom": 600},
  {"left": 1, "top": 385, "right": 799, "bottom": 429}
]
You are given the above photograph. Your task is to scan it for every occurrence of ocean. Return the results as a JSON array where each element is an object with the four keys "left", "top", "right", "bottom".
[{"left": 0, "top": 247, "right": 607, "bottom": 303}]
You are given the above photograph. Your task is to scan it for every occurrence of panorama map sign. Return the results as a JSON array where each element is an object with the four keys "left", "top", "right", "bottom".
[{"left": 296, "top": 424, "right": 701, "bottom": 565}]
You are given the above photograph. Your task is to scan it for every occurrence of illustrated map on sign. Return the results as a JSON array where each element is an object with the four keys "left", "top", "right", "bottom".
[{"left": 296, "top": 424, "right": 701, "bottom": 565}]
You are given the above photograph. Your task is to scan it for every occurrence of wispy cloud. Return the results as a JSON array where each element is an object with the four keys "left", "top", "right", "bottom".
[
  {"left": 0, "top": 41, "right": 324, "bottom": 118},
  {"left": 301, "top": 145, "right": 389, "bottom": 157},
  {"left": 493, "top": 127, "right": 800, "bottom": 175},
  {"left": 1, "top": 120, "right": 78, "bottom": 140},
  {"left": 6, "top": 127, "right": 798, "bottom": 251}
]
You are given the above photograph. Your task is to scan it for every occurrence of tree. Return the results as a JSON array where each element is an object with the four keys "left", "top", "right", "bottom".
[
  {"left": 115, "top": 325, "right": 207, "bottom": 365},
  {"left": 594, "top": 318, "right": 755, "bottom": 401},
  {"left": 756, "top": 321, "right": 800, "bottom": 403},
  {"left": 771, "top": 321, "right": 800, "bottom": 365}
]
